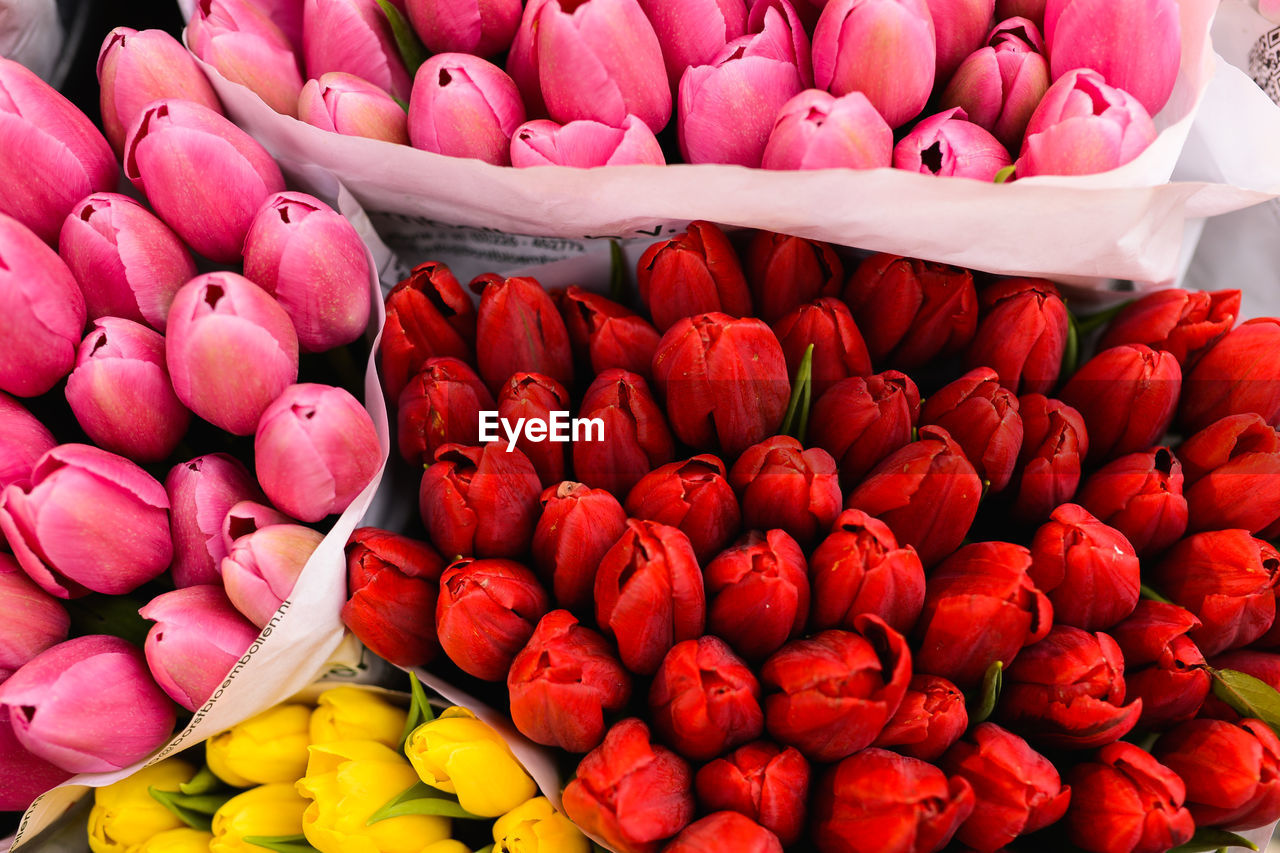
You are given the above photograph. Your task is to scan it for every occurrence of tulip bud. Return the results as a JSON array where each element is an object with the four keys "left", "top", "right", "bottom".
[
  {"left": 813, "top": 749, "right": 975, "bottom": 853},
  {"left": 186, "top": 0, "right": 305, "bottom": 117},
  {"left": 505, "top": 0, "right": 552, "bottom": 114},
  {"left": 0, "top": 393, "right": 55, "bottom": 492},
  {"left": 637, "top": 0, "right": 747, "bottom": 85},
  {"left": 492, "top": 797, "right": 589, "bottom": 853},
  {"left": 813, "top": 0, "right": 937, "bottom": 128},
  {"left": 210, "top": 783, "right": 308, "bottom": 853},
  {"left": 0, "top": 214, "right": 86, "bottom": 397},
  {"left": 650, "top": 636, "right": 764, "bottom": 761},
  {"left": 437, "top": 558, "right": 549, "bottom": 680},
  {"left": 1059, "top": 344, "right": 1181, "bottom": 463},
  {"left": 913, "top": 541, "right": 1053, "bottom": 688},
  {"left": 940, "top": 723, "right": 1071, "bottom": 850},
  {"left": 302, "top": 0, "right": 412, "bottom": 100},
  {"left": 873, "top": 674, "right": 968, "bottom": 761},
  {"left": 637, "top": 221, "right": 752, "bottom": 333},
  {"left": 420, "top": 443, "right": 543, "bottom": 559},
  {"left": 310, "top": 685, "right": 407, "bottom": 748},
  {"left": 1099, "top": 288, "right": 1241, "bottom": 368},
  {"left": 558, "top": 286, "right": 662, "bottom": 380},
  {"left": 968, "top": 277, "right": 1069, "bottom": 395},
  {"left": 137, "top": 828, "right": 215, "bottom": 853},
  {"left": 625, "top": 455, "right": 742, "bottom": 564},
  {"left": 1179, "top": 415, "right": 1280, "bottom": 537},
  {"left": 705, "top": 530, "right": 808, "bottom": 663},
  {"left": 0, "top": 707, "right": 71, "bottom": 811},
  {"left": 221, "top": 523, "right": 324, "bottom": 627},
  {"left": 379, "top": 261, "right": 476, "bottom": 402},
  {"left": 652, "top": 313, "right": 790, "bottom": 459},
  {"left": 497, "top": 372, "right": 570, "bottom": 486},
  {"left": 772, "top": 299, "right": 872, "bottom": 400},
  {"left": 925, "top": 0, "right": 998, "bottom": 80},
  {"left": 1075, "top": 447, "right": 1188, "bottom": 556},
  {"left": 220, "top": 500, "right": 292, "bottom": 556},
  {"left": 164, "top": 455, "right": 261, "bottom": 588},
  {"left": 0, "top": 554, "right": 69, "bottom": 683},
  {"left": 845, "top": 425, "right": 983, "bottom": 568},
  {"left": 510, "top": 115, "right": 666, "bottom": 167},
  {"left": 893, "top": 107, "right": 1013, "bottom": 181},
  {"left": 297, "top": 72, "right": 410, "bottom": 143},
  {"left": 140, "top": 585, "right": 258, "bottom": 711},
  {"left": 97, "top": 28, "right": 223, "bottom": 156},
  {"left": 406, "top": 0, "right": 521, "bottom": 56},
  {"left": 761, "top": 88, "right": 894, "bottom": 170},
  {"left": 406, "top": 707, "right": 538, "bottom": 817},
  {"left": 1, "top": 444, "right": 172, "bottom": 598},
  {"left": 843, "top": 254, "right": 978, "bottom": 369},
  {"left": 88, "top": 758, "right": 198, "bottom": 853},
  {"left": 125, "top": 100, "right": 286, "bottom": 263},
  {"left": 809, "top": 508, "right": 925, "bottom": 636},
  {"left": 1017, "top": 69, "right": 1156, "bottom": 177},
  {"left": 1155, "top": 718, "right": 1280, "bottom": 831},
  {"left": 1110, "top": 601, "right": 1210, "bottom": 730},
  {"left": 472, "top": 273, "right": 573, "bottom": 394},
  {"left": 921, "top": 367, "right": 1023, "bottom": 492},
  {"left": 1066, "top": 742, "right": 1193, "bottom": 853},
  {"left": 595, "top": 519, "right": 705, "bottom": 676},
  {"left": 532, "top": 481, "right": 628, "bottom": 614},
  {"left": 1010, "top": 393, "right": 1088, "bottom": 523},
  {"left": 664, "top": 813, "right": 783, "bottom": 853},
  {"left": 1029, "top": 504, "right": 1140, "bottom": 630},
  {"left": 0, "top": 635, "right": 176, "bottom": 772},
  {"left": 695, "top": 742, "right": 809, "bottom": 847},
  {"left": 745, "top": 231, "right": 843, "bottom": 325},
  {"left": 397, "top": 357, "right": 494, "bottom": 466},
  {"left": 573, "top": 369, "right": 676, "bottom": 497},
  {"left": 1181, "top": 318, "right": 1280, "bottom": 434},
  {"left": 727, "top": 437, "right": 840, "bottom": 548},
  {"left": 941, "top": 17, "right": 1050, "bottom": 149},
  {"left": 809, "top": 371, "right": 920, "bottom": 488},
  {"left": 343, "top": 527, "right": 444, "bottom": 668},
  {"left": 408, "top": 54, "right": 526, "bottom": 165},
  {"left": 206, "top": 704, "right": 312, "bottom": 787}
]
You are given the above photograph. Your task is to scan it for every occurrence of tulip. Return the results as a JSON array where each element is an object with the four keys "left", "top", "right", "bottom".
[
  {"left": 1, "top": 444, "right": 172, "bottom": 598},
  {"left": 637, "top": 0, "right": 746, "bottom": 85},
  {"left": 510, "top": 115, "right": 666, "bottom": 167},
  {"left": 532, "top": 481, "right": 627, "bottom": 614},
  {"left": 436, "top": 558, "right": 549, "bottom": 680},
  {"left": 761, "top": 88, "right": 894, "bottom": 171},
  {"left": 649, "top": 636, "right": 763, "bottom": 761},
  {"left": 1075, "top": 448, "right": 1188, "bottom": 556},
  {"left": 379, "top": 261, "right": 476, "bottom": 402},
  {"left": 0, "top": 57, "right": 116, "bottom": 244},
  {"left": 298, "top": 740, "right": 453, "bottom": 853},
  {"left": 221, "top": 523, "right": 324, "bottom": 628},
  {"left": 1180, "top": 415, "right": 1280, "bottom": 536},
  {"left": 1059, "top": 344, "right": 1181, "bottom": 463},
  {"left": 406, "top": 0, "right": 522, "bottom": 56},
  {"left": 140, "top": 585, "right": 257, "bottom": 711},
  {"left": 1110, "top": 601, "right": 1210, "bottom": 730},
  {"left": 749, "top": 0, "right": 815, "bottom": 83},
  {"left": 1150, "top": 529, "right": 1280, "bottom": 656},
  {"left": 894, "top": 107, "right": 1013, "bottom": 180},
  {"left": 0, "top": 707, "right": 70, "bottom": 811},
  {"left": 809, "top": 371, "right": 920, "bottom": 487},
  {"left": 772, "top": 299, "right": 872, "bottom": 400},
  {"left": 186, "top": 0, "right": 304, "bottom": 117},
  {"left": 813, "top": 0, "right": 936, "bottom": 128},
  {"left": 206, "top": 703, "right": 311, "bottom": 787},
  {"left": 872, "top": 674, "right": 968, "bottom": 761},
  {"left": 920, "top": 367, "right": 1023, "bottom": 492},
  {"left": 913, "top": 541, "right": 1053, "bottom": 688},
  {"left": 472, "top": 273, "right": 573, "bottom": 394},
  {"left": 508, "top": 609, "right": 630, "bottom": 752},
  {"left": 408, "top": 54, "right": 525, "bottom": 165},
  {"left": 1099, "top": 288, "right": 1241, "bottom": 368},
  {"left": 210, "top": 783, "right": 308, "bottom": 853},
  {"left": 1153, "top": 718, "right": 1280, "bottom": 831},
  {"left": 595, "top": 519, "right": 705, "bottom": 676},
  {"left": 705, "top": 530, "right": 809, "bottom": 662},
  {"left": 664, "top": 813, "right": 782, "bottom": 853},
  {"left": 302, "top": 0, "right": 412, "bottom": 100},
  {"left": 1017, "top": 69, "right": 1156, "bottom": 177},
  {"left": 242, "top": 191, "right": 373, "bottom": 351},
  {"left": 968, "top": 278, "right": 1069, "bottom": 395},
  {"left": 1028, "top": 503, "right": 1140, "bottom": 630},
  {"left": 497, "top": 373, "right": 570, "bottom": 486},
  {"left": 941, "top": 16, "right": 1049, "bottom": 149},
  {"left": 138, "top": 829, "right": 215, "bottom": 853},
  {"left": 1066, "top": 742, "right": 1193, "bottom": 853},
  {"left": 624, "top": 455, "right": 741, "bottom": 564},
  {"left": 221, "top": 500, "right": 292, "bottom": 555},
  {"left": 653, "top": 313, "right": 790, "bottom": 459},
  {"left": 125, "top": 100, "right": 285, "bottom": 263},
  {"left": 0, "top": 393, "right": 55, "bottom": 492},
  {"left": 420, "top": 444, "right": 543, "bottom": 559},
  {"left": 637, "top": 221, "right": 751, "bottom": 333},
  {"left": 493, "top": 797, "right": 590, "bottom": 853},
  {"left": 843, "top": 254, "right": 978, "bottom": 369},
  {"left": 812, "top": 748, "right": 975, "bottom": 853},
  {"left": 845, "top": 425, "right": 983, "bottom": 568},
  {"left": 97, "top": 27, "right": 223, "bottom": 156},
  {"left": 297, "top": 72, "right": 409, "bottom": 143},
  {"left": 255, "top": 383, "right": 381, "bottom": 522},
  {"left": 65, "top": 318, "right": 190, "bottom": 463},
  {"left": 562, "top": 718, "right": 695, "bottom": 850},
  {"left": 0, "top": 214, "right": 85, "bottom": 397},
  {"left": 809, "top": 508, "right": 925, "bottom": 636},
  {"left": 745, "top": 231, "right": 843, "bottom": 325},
  {"left": 924, "top": 0, "right": 997, "bottom": 80},
  {"left": 397, "top": 357, "right": 494, "bottom": 465},
  {"left": 940, "top": 723, "right": 1070, "bottom": 851},
  {"left": 1011, "top": 393, "right": 1088, "bottom": 523},
  {"left": 1182, "top": 319, "right": 1280, "bottom": 434},
  {"left": 558, "top": 288, "right": 660, "bottom": 382},
  {"left": 695, "top": 742, "right": 809, "bottom": 847},
  {"left": 573, "top": 369, "right": 676, "bottom": 497},
  {"left": 0, "top": 635, "right": 175, "bottom": 772},
  {"left": 761, "top": 616, "right": 910, "bottom": 762},
  {"left": 406, "top": 707, "right": 538, "bottom": 816},
  {"left": 59, "top": 193, "right": 197, "bottom": 330},
  {"left": 534, "top": 0, "right": 671, "bottom": 132},
  {"left": 87, "top": 758, "right": 198, "bottom": 853},
  {"left": 0, "top": 555, "right": 68, "bottom": 683},
  {"left": 727, "top": 437, "right": 840, "bottom": 548},
  {"left": 505, "top": 0, "right": 552, "bottom": 114},
  {"left": 163, "top": 455, "right": 258, "bottom": 588},
  {"left": 344, "top": 527, "right": 444, "bottom": 668},
  {"left": 310, "top": 685, "right": 407, "bottom": 748}
]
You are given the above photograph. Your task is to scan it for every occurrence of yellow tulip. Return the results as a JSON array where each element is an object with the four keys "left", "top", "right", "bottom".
[
  {"left": 137, "top": 828, "right": 213, "bottom": 853},
  {"left": 296, "top": 740, "right": 451, "bottom": 853},
  {"left": 309, "top": 687, "right": 406, "bottom": 749},
  {"left": 404, "top": 708, "right": 536, "bottom": 818},
  {"left": 209, "top": 783, "right": 308, "bottom": 853},
  {"left": 206, "top": 704, "right": 311, "bottom": 787},
  {"left": 493, "top": 798, "right": 589, "bottom": 853},
  {"left": 88, "top": 758, "right": 198, "bottom": 853}
]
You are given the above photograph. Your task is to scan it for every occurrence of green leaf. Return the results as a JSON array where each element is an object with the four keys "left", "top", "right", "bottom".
[
  {"left": 178, "top": 766, "right": 222, "bottom": 797},
  {"left": 366, "top": 782, "right": 484, "bottom": 825},
  {"left": 1210, "top": 668, "right": 1280, "bottom": 733},
  {"left": 780, "top": 344, "right": 814, "bottom": 442},
  {"left": 993, "top": 165, "right": 1016, "bottom": 184},
  {"left": 972, "top": 660, "right": 1003, "bottom": 724},
  {"left": 148, "top": 788, "right": 237, "bottom": 832},
  {"left": 399, "top": 672, "right": 436, "bottom": 750},
  {"left": 1061, "top": 310, "right": 1080, "bottom": 379},
  {"left": 1074, "top": 299, "right": 1135, "bottom": 337},
  {"left": 391, "top": 94, "right": 409, "bottom": 113},
  {"left": 243, "top": 835, "right": 316, "bottom": 853},
  {"left": 1140, "top": 583, "right": 1173, "bottom": 605},
  {"left": 1167, "top": 828, "right": 1258, "bottom": 852},
  {"left": 608, "top": 240, "right": 628, "bottom": 303},
  {"left": 374, "top": 0, "right": 428, "bottom": 75}
]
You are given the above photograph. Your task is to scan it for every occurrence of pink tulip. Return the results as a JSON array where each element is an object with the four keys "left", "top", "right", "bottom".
[
  {"left": 762, "top": 89, "right": 893, "bottom": 170},
  {"left": 1017, "top": 68, "right": 1155, "bottom": 177},
  {"left": 302, "top": 0, "right": 413, "bottom": 101},
  {"left": 0, "top": 444, "right": 173, "bottom": 599},
  {"left": 406, "top": 0, "right": 522, "bottom": 56},
  {"left": 748, "top": 0, "right": 815, "bottom": 86},
  {"left": 638, "top": 0, "right": 748, "bottom": 86},
  {"left": 506, "top": 0, "right": 553, "bottom": 116},
  {"left": 65, "top": 318, "right": 191, "bottom": 463},
  {"left": 510, "top": 115, "right": 665, "bottom": 167},
  {"left": 941, "top": 17, "right": 1049, "bottom": 149},
  {"left": 221, "top": 523, "right": 324, "bottom": 627},
  {"left": 124, "top": 99, "right": 285, "bottom": 263},
  {"left": 0, "top": 554, "right": 69, "bottom": 684},
  {"left": 812, "top": 0, "right": 937, "bottom": 128},
  {"left": 0, "top": 635, "right": 176, "bottom": 773},
  {"left": 97, "top": 27, "right": 223, "bottom": 156},
  {"left": 0, "top": 57, "right": 117, "bottom": 244},
  {"left": 166, "top": 454, "right": 263, "bottom": 589},
  {"left": 0, "top": 707, "right": 71, "bottom": 811},
  {"left": 0, "top": 393, "right": 55, "bottom": 492},
  {"left": 58, "top": 193, "right": 197, "bottom": 331},
  {"left": 297, "top": 72, "right": 410, "bottom": 143},
  {"left": 0, "top": 214, "right": 85, "bottom": 397},
  {"left": 893, "top": 107, "right": 1012, "bottom": 180},
  {"left": 221, "top": 500, "right": 293, "bottom": 556},
  {"left": 165, "top": 272, "right": 299, "bottom": 436},
  {"left": 242, "top": 192, "right": 373, "bottom": 351},
  {"left": 407, "top": 53, "right": 526, "bottom": 165},
  {"left": 924, "top": 0, "right": 997, "bottom": 80},
  {"left": 252, "top": 0, "right": 305, "bottom": 50},
  {"left": 140, "top": 585, "right": 259, "bottom": 711},
  {"left": 254, "top": 383, "right": 381, "bottom": 523},
  {"left": 186, "top": 0, "right": 305, "bottom": 117}
]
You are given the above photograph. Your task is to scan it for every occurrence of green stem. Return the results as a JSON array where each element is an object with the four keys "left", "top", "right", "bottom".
[
  {"left": 1140, "top": 583, "right": 1173, "bottom": 605},
  {"left": 780, "top": 344, "right": 814, "bottom": 441}
]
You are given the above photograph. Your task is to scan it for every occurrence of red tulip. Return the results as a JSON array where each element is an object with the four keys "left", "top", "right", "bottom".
[
  {"left": 705, "top": 529, "right": 809, "bottom": 663},
  {"left": 920, "top": 367, "right": 1023, "bottom": 492},
  {"left": 771, "top": 299, "right": 872, "bottom": 398},
  {"left": 872, "top": 673, "right": 968, "bottom": 761},
  {"left": 745, "top": 230, "right": 843, "bottom": 324},
  {"left": 1010, "top": 393, "right": 1088, "bottom": 524},
  {"left": 1059, "top": 344, "right": 1181, "bottom": 463},
  {"left": 379, "top": 261, "right": 475, "bottom": 401},
  {"left": 496, "top": 372, "right": 570, "bottom": 487},
  {"left": 637, "top": 221, "right": 751, "bottom": 332},
  {"left": 573, "top": 369, "right": 676, "bottom": 498},
  {"left": 966, "top": 277, "right": 1069, "bottom": 394},
  {"left": 728, "top": 437, "right": 841, "bottom": 548},
  {"left": 1109, "top": 601, "right": 1209, "bottom": 730},
  {"left": 435, "top": 558, "right": 549, "bottom": 681},
  {"left": 558, "top": 285, "right": 661, "bottom": 380},
  {"left": 396, "top": 357, "right": 494, "bottom": 465},
  {"left": 809, "top": 371, "right": 920, "bottom": 488},
  {"left": 471, "top": 273, "right": 572, "bottom": 394},
  {"left": 1075, "top": 448, "right": 1188, "bottom": 556},
  {"left": 419, "top": 443, "right": 543, "bottom": 560},
  {"left": 1066, "top": 742, "right": 1193, "bottom": 853},
  {"left": 809, "top": 508, "right": 925, "bottom": 636},
  {"left": 1155, "top": 718, "right": 1280, "bottom": 831},
  {"left": 1098, "top": 288, "right": 1240, "bottom": 368},
  {"left": 1028, "top": 503, "right": 1139, "bottom": 630},
  {"left": 1179, "top": 413, "right": 1280, "bottom": 536},
  {"left": 649, "top": 636, "right": 763, "bottom": 761},
  {"left": 531, "top": 481, "right": 627, "bottom": 615},
  {"left": 342, "top": 527, "right": 445, "bottom": 668},
  {"left": 662, "top": 812, "right": 782, "bottom": 853},
  {"left": 625, "top": 455, "right": 742, "bottom": 564},
  {"left": 694, "top": 741, "right": 810, "bottom": 847},
  {"left": 1181, "top": 318, "right": 1280, "bottom": 433}
]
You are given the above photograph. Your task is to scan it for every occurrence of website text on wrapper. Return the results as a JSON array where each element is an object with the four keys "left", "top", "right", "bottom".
[{"left": 479, "top": 411, "right": 605, "bottom": 452}]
